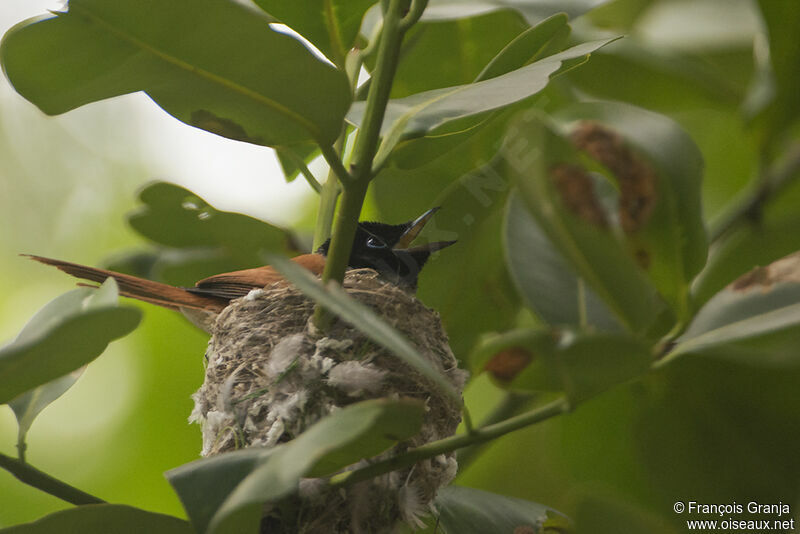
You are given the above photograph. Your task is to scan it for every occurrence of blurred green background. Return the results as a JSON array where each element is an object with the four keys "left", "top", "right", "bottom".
[{"left": 2, "top": 0, "right": 799, "bottom": 531}]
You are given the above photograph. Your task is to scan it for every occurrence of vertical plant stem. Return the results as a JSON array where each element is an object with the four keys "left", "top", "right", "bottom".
[
  {"left": 312, "top": 52, "right": 365, "bottom": 251},
  {"left": 313, "top": 133, "right": 345, "bottom": 251},
  {"left": 313, "top": 0, "right": 415, "bottom": 328}
]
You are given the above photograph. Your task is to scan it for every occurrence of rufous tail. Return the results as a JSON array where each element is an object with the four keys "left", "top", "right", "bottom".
[{"left": 25, "top": 255, "right": 228, "bottom": 312}]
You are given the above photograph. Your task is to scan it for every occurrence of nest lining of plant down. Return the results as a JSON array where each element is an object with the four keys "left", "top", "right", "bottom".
[{"left": 190, "top": 268, "right": 468, "bottom": 533}]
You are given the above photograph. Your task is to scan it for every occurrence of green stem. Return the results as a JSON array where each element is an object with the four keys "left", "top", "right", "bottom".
[
  {"left": 400, "top": 0, "right": 429, "bottom": 31},
  {"left": 318, "top": 143, "right": 352, "bottom": 187},
  {"left": 709, "top": 141, "right": 800, "bottom": 242},
  {"left": 283, "top": 150, "right": 322, "bottom": 194},
  {"left": 312, "top": 51, "right": 365, "bottom": 251},
  {"left": 313, "top": 135, "right": 345, "bottom": 250},
  {"left": 328, "top": 396, "right": 569, "bottom": 489},
  {"left": 347, "top": 0, "right": 408, "bottom": 185},
  {"left": 0, "top": 452, "right": 105, "bottom": 505},
  {"left": 313, "top": 0, "right": 415, "bottom": 328},
  {"left": 455, "top": 392, "right": 535, "bottom": 471}
]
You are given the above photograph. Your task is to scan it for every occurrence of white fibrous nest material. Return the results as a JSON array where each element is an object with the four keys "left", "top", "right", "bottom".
[{"left": 190, "top": 269, "right": 468, "bottom": 533}]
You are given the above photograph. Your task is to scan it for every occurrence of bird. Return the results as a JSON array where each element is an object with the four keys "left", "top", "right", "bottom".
[{"left": 25, "top": 208, "right": 456, "bottom": 325}]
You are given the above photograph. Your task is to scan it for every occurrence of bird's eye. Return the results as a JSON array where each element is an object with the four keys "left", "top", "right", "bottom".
[{"left": 366, "top": 236, "right": 387, "bottom": 249}]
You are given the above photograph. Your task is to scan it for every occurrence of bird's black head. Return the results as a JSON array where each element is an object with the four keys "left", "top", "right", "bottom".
[{"left": 316, "top": 208, "right": 456, "bottom": 289}]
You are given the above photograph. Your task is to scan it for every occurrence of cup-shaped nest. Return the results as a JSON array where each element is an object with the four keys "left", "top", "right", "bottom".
[{"left": 190, "top": 268, "right": 468, "bottom": 533}]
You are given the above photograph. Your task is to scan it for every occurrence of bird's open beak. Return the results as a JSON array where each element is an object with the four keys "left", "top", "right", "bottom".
[
  {"left": 393, "top": 207, "right": 456, "bottom": 253},
  {"left": 395, "top": 207, "right": 440, "bottom": 249}
]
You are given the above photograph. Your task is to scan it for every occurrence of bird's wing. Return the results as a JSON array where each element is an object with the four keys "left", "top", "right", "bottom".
[{"left": 189, "top": 254, "right": 326, "bottom": 299}]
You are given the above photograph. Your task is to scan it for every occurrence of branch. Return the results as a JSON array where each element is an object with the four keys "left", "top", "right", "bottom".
[
  {"left": 281, "top": 149, "right": 322, "bottom": 194},
  {"left": 318, "top": 143, "right": 353, "bottom": 187},
  {"left": 455, "top": 392, "right": 535, "bottom": 471},
  {"left": 0, "top": 452, "right": 105, "bottom": 505},
  {"left": 328, "top": 396, "right": 569, "bottom": 489},
  {"left": 710, "top": 142, "right": 800, "bottom": 242},
  {"left": 400, "top": 0, "right": 428, "bottom": 31},
  {"left": 314, "top": 0, "right": 418, "bottom": 328}
]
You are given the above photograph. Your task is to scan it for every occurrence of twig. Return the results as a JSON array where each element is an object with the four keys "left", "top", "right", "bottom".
[
  {"left": 281, "top": 149, "right": 322, "bottom": 194},
  {"left": 0, "top": 452, "right": 105, "bottom": 505},
  {"left": 314, "top": 0, "right": 418, "bottom": 329},
  {"left": 455, "top": 392, "right": 535, "bottom": 471},
  {"left": 710, "top": 142, "right": 800, "bottom": 242},
  {"left": 318, "top": 143, "right": 353, "bottom": 187},
  {"left": 328, "top": 396, "right": 569, "bottom": 489}
]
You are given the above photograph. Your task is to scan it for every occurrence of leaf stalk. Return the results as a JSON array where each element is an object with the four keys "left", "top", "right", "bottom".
[{"left": 0, "top": 452, "right": 105, "bottom": 506}]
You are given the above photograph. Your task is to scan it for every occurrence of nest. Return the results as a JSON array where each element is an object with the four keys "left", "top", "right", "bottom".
[{"left": 190, "top": 269, "right": 468, "bottom": 533}]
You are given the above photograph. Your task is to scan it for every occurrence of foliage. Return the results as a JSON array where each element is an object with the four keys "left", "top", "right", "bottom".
[{"left": 2, "top": 0, "right": 800, "bottom": 532}]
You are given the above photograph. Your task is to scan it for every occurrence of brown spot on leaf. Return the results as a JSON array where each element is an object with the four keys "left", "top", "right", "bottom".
[
  {"left": 730, "top": 251, "right": 800, "bottom": 292},
  {"left": 191, "top": 109, "right": 263, "bottom": 144},
  {"left": 549, "top": 163, "right": 609, "bottom": 228},
  {"left": 513, "top": 526, "right": 537, "bottom": 534},
  {"left": 485, "top": 347, "right": 533, "bottom": 382},
  {"left": 571, "top": 122, "right": 658, "bottom": 234}
]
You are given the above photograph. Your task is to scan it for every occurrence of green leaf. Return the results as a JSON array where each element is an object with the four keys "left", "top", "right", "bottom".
[
  {"left": 507, "top": 330, "right": 652, "bottom": 404},
  {"left": 0, "top": 0, "right": 351, "bottom": 146},
  {"left": 434, "top": 485, "right": 572, "bottom": 534},
  {"left": 8, "top": 369, "right": 84, "bottom": 458},
  {"left": 552, "top": 102, "right": 707, "bottom": 323},
  {"left": 0, "top": 505, "right": 194, "bottom": 534},
  {"left": 422, "top": 0, "right": 610, "bottom": 24},
  {"left": 475, "top": 13, "right": 570, "bottom": 82},
  {"left": 127, "top": 182, "right": 296, "bottom": 266},
  {"left": 670, "top": 267, "right": 800, "bottom": 367},
  {"left": 382, "top": 9, "right": 530, "bottom": 98},
  {"left": 166, "top": 448, "right": 275, "bottom": 534},
  {"left": 208, "top": 398, "right": 424, "bottom": 534},
  {"left": 369, "top": 14, "right": 574, "bottom": 169},
  {"left": 692, "top": 214, "right": 800, "bottom": 308},
  {"left": 0, "top": 280, "right": 141, "bottom": 405},
  {"left": 505, "top": 191, "right": 621, "bottom": 330},
  {"left": 351, "top": 38, "right": 616, "bottom": 158},
  {"left": 265, "top": 254, "right": 461, "bottom": 404},
  {"left": 371, "top": 117, "right": 523, "bottom": 362},
  {"left": 505, "top": 115, "right": 660, "bottom": 333},
  {"left": 253, "top": 0, "right": 376, "bottom": 65}
]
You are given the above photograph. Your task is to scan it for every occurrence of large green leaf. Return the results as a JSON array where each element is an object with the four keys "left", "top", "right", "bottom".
[
  {"left": 434, "top": 485, "right": 572, "bottom": 534},
  {"left": 0, "top": 505, "right": 193, "bottom": 534},
  {"left": 505, "top": 115, "right": 660, "bottom": 333},
  {"left": 207, "top": 398, "right": 424, "bottom": 534},
  {"left": 166, "top": 448, "right": 275, "bottom": 534},
  {"left": 351, "top": 39, "right": 615, "bottom": 153},
  {"left": 370, "top": 117, "right": 523, "bottom": 363},
  {"left": 476, "top": 13, "right": 570, "bottom": 82},
  {"left": 125, "top": 182, "right": 298, "bottom": 284},
  {"left": 6, "top": 283, "right": 122, "bottom": 452},
  {"left": 381, "top": 9, "right": 530, "bottom": 98},
  {"left": 422, "top": 0, "right": 610, "bottom": 24},
  {"left": 253, "top": 0, "right": 376, "bottom": 65},
  {"left": 553, "top": 102, "right": 707, "bottom": 323},
  {"left": 0, "top": 0, "right": 351, "bottom": 146},
  {"left": 265, "top": 254, "right": 460, "bottom": 403},
  {"left": 692, "top": 214, "right": 800, "bottom": 308},
  {"left": 669, "top": 265, "right": 800, "bottom": 367},
  {"left": 505, "top": 191, "right": 620, "bottom": 330},
  {"left": 504, "top": 330, "right": 652, "bottom": 405},
  {"left": 0, "top": 280, "right": 141, "bottom": 405}
]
